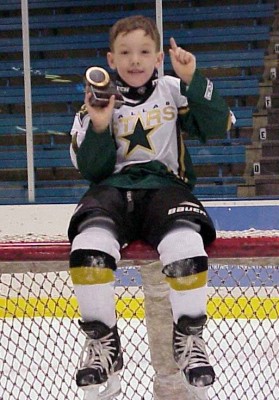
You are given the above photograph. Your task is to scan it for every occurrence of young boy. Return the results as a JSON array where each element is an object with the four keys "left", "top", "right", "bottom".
[{"left": 68, "top": 15, "right": 231, "bottom": 398}]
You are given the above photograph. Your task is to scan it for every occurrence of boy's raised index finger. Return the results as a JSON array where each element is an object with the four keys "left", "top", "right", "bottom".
[{"left": 170, "top": 37, "right": 178, "bottom": 50}]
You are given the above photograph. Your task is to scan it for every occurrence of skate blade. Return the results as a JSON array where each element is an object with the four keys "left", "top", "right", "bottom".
[{"left": 83, "top": 375, "right": 121, "bottom": 400}]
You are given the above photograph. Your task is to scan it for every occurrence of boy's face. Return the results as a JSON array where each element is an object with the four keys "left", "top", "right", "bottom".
[{"left": 107, "top": 29, "right": 163, "bottom": 88}]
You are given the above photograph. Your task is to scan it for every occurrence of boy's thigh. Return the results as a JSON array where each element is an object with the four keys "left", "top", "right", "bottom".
[
  {"left": 142, "top": 186, "right": 216, "bottom": 247},
  {"left": 68, "top": 185, "right": 126, "bottom": 243}
]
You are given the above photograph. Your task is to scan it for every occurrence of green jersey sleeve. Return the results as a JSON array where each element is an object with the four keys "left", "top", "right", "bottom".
[
  {"left": 179, "top": 69, "right": 231, "bottom": 142},
  {"left": 76, "top": 124, "right": 116, "bottom": 182}
]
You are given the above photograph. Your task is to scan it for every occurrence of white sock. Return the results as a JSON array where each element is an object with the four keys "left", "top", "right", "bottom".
[
  {"left": 158, "top": 226, "right": 208, "bottom": 322},
  {"left": 71, "top": 226, "right": 120, "bottom": 327},
  {"left": 169, "top": 286, "right": 207, "bottom": 323},
  {"left": 72, "top": 226, "right": 121, "bottom": 262},
  {"left": 158, "top": 226, "right": 207, "bottom": 265},
  {"left": 74, "top": 282, "right": 116, "bottom": 327}
]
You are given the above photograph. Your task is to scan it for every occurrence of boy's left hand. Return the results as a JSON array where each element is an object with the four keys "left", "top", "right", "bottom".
[{"left": 169, "top": 37, "right": 196, "bottom": 84}]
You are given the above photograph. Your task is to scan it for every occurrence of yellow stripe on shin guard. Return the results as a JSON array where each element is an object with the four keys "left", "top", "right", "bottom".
[
  {"left": 165, "top": 270, "right": 208, "bottom": 291},
  {"left": 70, "top": 266, "right": 115, "bottom": 285}
]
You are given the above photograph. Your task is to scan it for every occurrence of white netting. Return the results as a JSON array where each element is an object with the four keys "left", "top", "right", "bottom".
[
  {"left": 0, "top": 256, "right": 278, "bottom": 400},
  {"left": 1, "top": 227, "right": 279, "bottom": 243},
  {"left": 217, "top": 228, "right": 279, "bottom": 238},
  {"left": 0, "top": 234, "right": 67, "bottom": 243}
]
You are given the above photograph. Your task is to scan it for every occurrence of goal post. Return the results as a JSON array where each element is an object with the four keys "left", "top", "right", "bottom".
[{"left": 0, "top": 236, "right": 278, "bottom": 400}]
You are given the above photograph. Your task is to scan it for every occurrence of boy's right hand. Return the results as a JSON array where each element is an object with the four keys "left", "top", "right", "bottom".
[
  {"left": 169, "top": 37, "right": 196, "bottom": 85},
  {"left": 84, "top": 90, "right": 115, "bottom": 133}
]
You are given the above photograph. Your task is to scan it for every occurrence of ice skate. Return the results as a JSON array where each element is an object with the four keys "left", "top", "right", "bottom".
[
  {"left": 173, "top": 315, "right": 215, "bottom": 400},
  {"left": 77, "top": 320, "right": 123, "bottom": 400}
]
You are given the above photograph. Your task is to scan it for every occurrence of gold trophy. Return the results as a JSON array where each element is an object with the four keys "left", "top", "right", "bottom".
[{"left": 85, "top": 66, "right": 124, "bottom": 108}]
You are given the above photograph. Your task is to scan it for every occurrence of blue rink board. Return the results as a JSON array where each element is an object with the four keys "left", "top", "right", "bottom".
[
  {"left": 205, "top": 202, "right": 279, "bottom": 231},
  {"left": 115, "top": 265, "right": 279, "bottom": 288}
]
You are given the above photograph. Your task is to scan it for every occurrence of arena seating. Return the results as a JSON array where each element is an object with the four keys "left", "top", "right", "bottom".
[
  {"left": 0, "top": 144, "right": 246, "bottom": 170},
  {"left": 0, "top": 0, "right": 151, "bottom": 11},
  {"left": 0, "top": 1, "right": 274, "bottom": 15},
  {"left": 0, "top": 25, "right": 271, "bottom": 54},
  {"left": 0, "top": 76, "right": 260, "bottom": 107},
  {"left": 0, "top": 143, "right": 246, "bottom": 203},
  {"left": 0, "top": 4, "right": 275, "bottom": 32},
  {"left": 0, "top": 1, "right": 276, "bottom": 203},
  {"left": 0, "top": 49, "right": 266, "bottom": 81},
  {"left": 0, "top": 107, "right": 255, "bottom": 136}
]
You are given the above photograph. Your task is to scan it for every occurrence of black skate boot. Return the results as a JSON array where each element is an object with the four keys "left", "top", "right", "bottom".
[
  {"left": 76, "top": 320, "right": 123, "bottom": 391},
  {"left": 173, "top": 315, "right": 215, "bottom": 388}
]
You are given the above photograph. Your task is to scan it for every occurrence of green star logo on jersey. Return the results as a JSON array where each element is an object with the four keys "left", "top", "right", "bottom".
[{"left": 120, "top": 114, "right": 161, "bottom": 158}]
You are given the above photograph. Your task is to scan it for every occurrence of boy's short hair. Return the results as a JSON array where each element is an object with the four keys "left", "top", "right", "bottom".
[{"left": 109, "top": 15, "right": 161, "bottom": 52}]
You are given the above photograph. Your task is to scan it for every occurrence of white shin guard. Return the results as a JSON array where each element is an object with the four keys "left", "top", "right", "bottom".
[
  {"left": 71, "top": 226, "right": 121, "bottom": 327},
  {"left": 157, "top": 226, "right": 208, "bottom": 322}
]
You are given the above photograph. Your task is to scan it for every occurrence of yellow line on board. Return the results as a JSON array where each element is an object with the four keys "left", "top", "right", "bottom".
[{"left": 0, "top": 297, "right": 278, "bottom": 319}]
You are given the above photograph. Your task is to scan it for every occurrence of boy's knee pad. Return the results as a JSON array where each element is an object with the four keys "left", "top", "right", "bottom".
[
  {"left": 162, "top": 256, "right": 208, "bottom": 290},
  {"left": 69, "top": 249, "right": 116, "bottom": 285},
  {"left": 158, "top": 226, "right": 208, "bottom": 290}
]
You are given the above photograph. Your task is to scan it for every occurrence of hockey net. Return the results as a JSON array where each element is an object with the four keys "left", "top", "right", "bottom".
[{"left": 0, "top": 231, "right": 278, "bottom": 400}]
